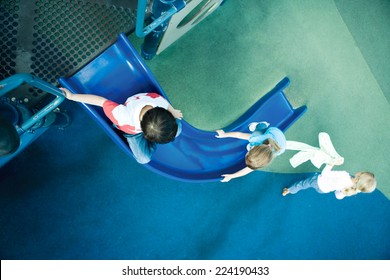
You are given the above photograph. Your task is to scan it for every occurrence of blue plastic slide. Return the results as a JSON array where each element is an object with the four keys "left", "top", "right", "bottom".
[{"left": 59, "top": 33, "right": 307, "bottom": 182}]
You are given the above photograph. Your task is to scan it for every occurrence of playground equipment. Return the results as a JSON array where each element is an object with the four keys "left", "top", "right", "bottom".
[
  {"left": 59, "top": 33, "right": 306, "bottom": 182},
  {"left": 157, "top": 0, "right": 224, "bottom": 54},
  {"left": 137, "top": 0, "right": 224, "bottom": 59},
  {"left": 136, "top": 0, "right": 186, "bottom": 38},
  {"left": 0, "top": 74, "right": 66, "bottom": 167}
]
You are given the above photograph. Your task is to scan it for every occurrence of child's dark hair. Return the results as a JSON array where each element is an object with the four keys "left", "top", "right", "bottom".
[{"left": 141, "top": 107, "right": 178, "bottom": 144}]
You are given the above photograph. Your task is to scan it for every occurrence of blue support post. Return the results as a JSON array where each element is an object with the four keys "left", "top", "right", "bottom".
[{"left": 138, "top": 0, "right": 186, "bottom": 60}]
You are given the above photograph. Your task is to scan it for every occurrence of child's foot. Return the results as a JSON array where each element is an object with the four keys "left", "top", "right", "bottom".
[
  {"left": 248, "top": 121, "right": 270, "bottom": 132},
  {"left": 282, "top": 188, "right": 290, "bottom": 196}
]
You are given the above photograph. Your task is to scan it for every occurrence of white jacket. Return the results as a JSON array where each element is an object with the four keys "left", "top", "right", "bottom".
[{"left": 286, "top": 132, "right": 344, "bottom": 168}]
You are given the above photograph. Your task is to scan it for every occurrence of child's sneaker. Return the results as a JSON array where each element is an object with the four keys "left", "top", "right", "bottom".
[
  {"left": 282, "top": 188, "right": 290, "bottom": 196},
  {"left": 248, "top": 121, "right": 270, "bottom": 132}
]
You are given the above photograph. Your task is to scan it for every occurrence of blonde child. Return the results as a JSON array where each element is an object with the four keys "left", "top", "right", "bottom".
[
  {"left": 215, "top": 121, "right": 286, "bottom": 182},
  {"left": 282, "top": 165, "right": 376, "bottom": 199}
]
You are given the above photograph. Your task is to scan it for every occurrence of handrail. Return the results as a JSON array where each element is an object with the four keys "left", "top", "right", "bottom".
[
  {"left": 135, "top": 0, "right": 186, "bottom": 38},
  {"left": 0, "top": 74, "right": 65, "bottom": 134}
]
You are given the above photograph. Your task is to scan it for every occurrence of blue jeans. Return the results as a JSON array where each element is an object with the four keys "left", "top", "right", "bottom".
[
  {"left": 288, "top": 173, "right": 324, "bottom": 194},
  {"left": 124, "top": 119, "right": 182, "bottom": 164}
]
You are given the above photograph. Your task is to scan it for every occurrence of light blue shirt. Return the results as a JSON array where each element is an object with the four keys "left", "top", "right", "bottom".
[{"left": 248, "top": 127, "right": 286, "bottom": 156}]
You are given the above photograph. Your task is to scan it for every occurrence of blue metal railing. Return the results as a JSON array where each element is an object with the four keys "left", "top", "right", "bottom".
[
  {"left": 135, "top": 0, "right": 186, "bottom": 38},
  {"left": 0, "top": 74, "right": 65, "bottom": 134}
]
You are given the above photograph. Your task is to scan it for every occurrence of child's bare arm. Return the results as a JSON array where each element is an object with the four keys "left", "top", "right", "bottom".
[
  {"left": 60, "top": 87, "right": 108, "bottom": 107},
  {"left": 215, "top": 130, "right": 251, "bottom": 140},
  {"left": 167, "top": 105, "right": 183, "bottom": 119},
  {"left": 221, "top": 167, "right": 253, "bottom": 182}
]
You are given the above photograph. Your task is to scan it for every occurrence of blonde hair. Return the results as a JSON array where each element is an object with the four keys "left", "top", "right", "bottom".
[
  {"left": 245, "top": 139, "right": 280, "bottom": 170},
  {"left": 343, "top": 172, "right": 376, "bottom": 197}
]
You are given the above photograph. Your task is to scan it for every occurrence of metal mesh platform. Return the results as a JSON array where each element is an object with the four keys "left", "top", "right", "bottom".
[{"left": 0, "top": 0, "right": 147, "bottom": 106}]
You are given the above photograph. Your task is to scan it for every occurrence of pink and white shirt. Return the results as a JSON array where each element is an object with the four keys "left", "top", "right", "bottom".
[{"left": 103, "top": 92, "right": 169, "bottom": 134}]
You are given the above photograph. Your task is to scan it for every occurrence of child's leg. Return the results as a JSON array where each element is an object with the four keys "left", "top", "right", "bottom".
[
  {"left": 124, "top": 133, "right": 156, "bottom": 164},
  {"left": 286, "top": 173, "right": 320, "bottom": 195}
]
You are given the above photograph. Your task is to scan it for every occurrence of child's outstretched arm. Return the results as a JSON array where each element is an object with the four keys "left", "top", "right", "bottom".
[
  {"left": 60, "top": 87, "right": 108, "bottom": 107},
  {"left": 215, "top": 129, "right": 251, "bottom": 140},
  {"left": 221, "top": 167, "right": 253, "bottom": 182},
  {"left": 167, "top": 105, "right": 183, "bottom": 119}
]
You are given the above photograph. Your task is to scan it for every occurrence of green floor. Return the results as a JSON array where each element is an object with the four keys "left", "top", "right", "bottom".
[{"left": 129, "top": 0, "right": 390, "bottom": 198}]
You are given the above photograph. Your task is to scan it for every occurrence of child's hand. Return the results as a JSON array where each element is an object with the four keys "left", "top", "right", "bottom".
[
  {"left": 215, "top": 129, "right": 227, "bottom": 138},
  {"left": 221, "top": 174, "right": 233, "bottom": 182},
  {"left": 334, "top": 157, "right": 344, "bottom": 165},
  {"left": 59, "top": 87, "right": 73, "bottom": 100},
  {"left": 172, "top": 109, "right": 183, "bottom": 119}
]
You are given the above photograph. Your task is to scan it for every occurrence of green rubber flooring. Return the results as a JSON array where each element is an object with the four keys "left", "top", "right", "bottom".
[{"left": 1, "top": 0, "right": 389, "bottom": 199}]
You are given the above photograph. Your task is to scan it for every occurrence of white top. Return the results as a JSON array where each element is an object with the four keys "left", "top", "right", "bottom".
[
  {"left": 103, "top": 93, "right": 169, "bottom": 134},
  {"left": 286, "top": 132, "right": 344, "bottom": 168},
  {"left": 318, "top": 165, "right": 353, "bottom": 199}
]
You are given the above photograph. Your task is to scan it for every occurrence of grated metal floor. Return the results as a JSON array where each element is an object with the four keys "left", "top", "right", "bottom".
[{"left": 0, "top": 0, "right": 147, "bottom": 107}]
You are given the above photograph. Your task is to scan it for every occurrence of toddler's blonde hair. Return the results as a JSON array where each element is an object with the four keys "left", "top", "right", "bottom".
[
  {"left": 343, "top": 172, "right": 376, "bottom": 197},
  {"left": 245, "top": 139, "right": 280, "bottom": 170}
]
